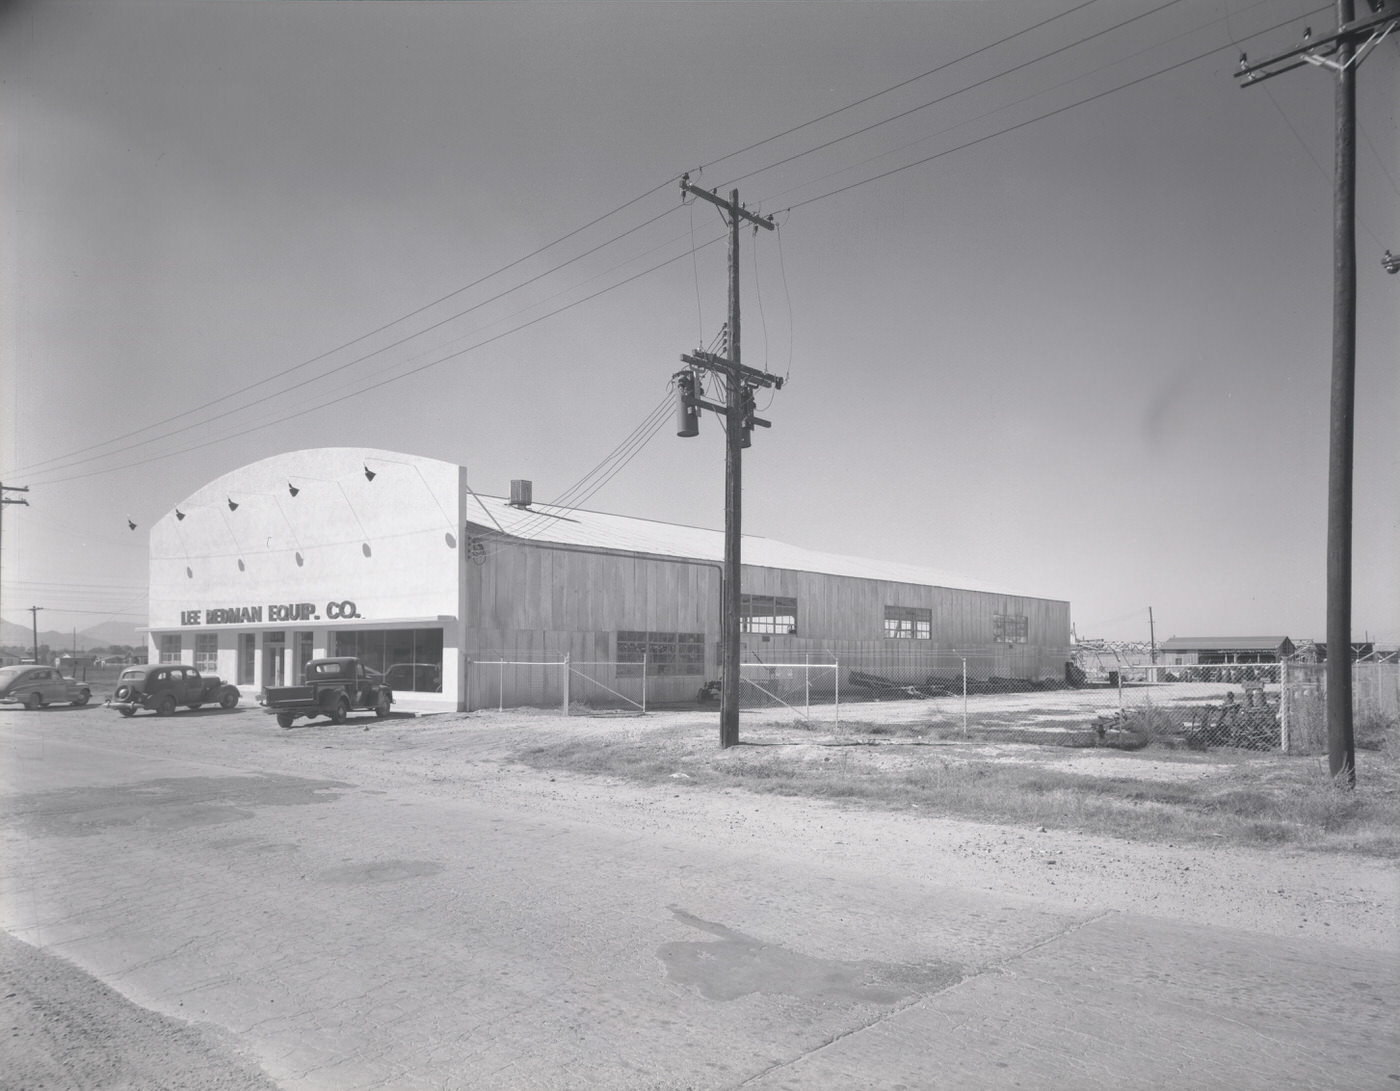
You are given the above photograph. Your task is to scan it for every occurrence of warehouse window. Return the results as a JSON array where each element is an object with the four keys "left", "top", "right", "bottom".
[
  {"left": 617, "top": 631, "right": 705, "bottom": 677},
  {"left": 740, "top": 595, "right": 797, "bottom": 635},
  {"left": 194, "top": 634, "right": 218, "bottom": 673},
  {"left": 884, "top": 606, "right": 931, "bottom": 640},
  {"left": 160, "top": 634, "right": 182, "bottom": 664},
  {"left": 993, "top": 613, "right": 1029, "bottom": 644}
]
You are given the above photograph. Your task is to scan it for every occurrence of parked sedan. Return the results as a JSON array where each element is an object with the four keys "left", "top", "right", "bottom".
[
  {"left": 0, "top": 664, "right": 92, "bottom": 709},
  {"left": 108, "top": 664, "right": 240, "bottom": 717}
]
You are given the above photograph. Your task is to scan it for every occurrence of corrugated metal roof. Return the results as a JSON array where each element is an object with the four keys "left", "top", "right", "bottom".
[
  {"left": 1159, "top": 636, "right": 1292, "bottom": 651},
  {"left": 465, "top": 493, "right": 1060, "bottom": 601}
]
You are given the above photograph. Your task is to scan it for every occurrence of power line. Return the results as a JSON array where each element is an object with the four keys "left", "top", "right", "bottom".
[
  {"left": 9, "top": 3, "right": 1192, "bottom": 483},
  {"left": 32, "top": 235, "right": 727, "bottom": 486},
  {"left": 777, "top": 6, "right": 1331, "bottom": 214},
  {"left": 726, "top": 0, "right": 1193, "bottom": 193},
  {"left": 692, "top": 0, "right": 1104, "bottom": 178},
  {"left": 753, "top": 1, "right": 1318, "bottom": 212},
  {"left": 503, "top": 390, "right": 676, "bottom": 542},
  {"left": 11, "top": 1, "right": 1336, "bottom": 486},
  {"left": 13, "top": 178, "right": 681, "bottom": 479},
  {"left": 16, "top": 200, "right": 690, "bottom": 481}
]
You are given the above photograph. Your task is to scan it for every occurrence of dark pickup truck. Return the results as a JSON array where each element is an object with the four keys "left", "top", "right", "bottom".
[{"left": 261, "top": 657, "right": 392, "bottom": 728}]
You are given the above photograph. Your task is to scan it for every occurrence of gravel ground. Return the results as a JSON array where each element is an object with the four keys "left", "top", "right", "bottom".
[
  {"left": 1, "top": 930, "right": 280, "bottom": 1091},
  {"left": 4, "top": 703, "right": 1397, "bottom": 1088}
]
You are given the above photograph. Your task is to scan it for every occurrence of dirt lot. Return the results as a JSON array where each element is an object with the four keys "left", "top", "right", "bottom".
[
  {"left": 415, "top": 703, "right": 1400, "bottom": 952},
  {"left": 4, "top": 700, "right": 1397, "bottom": 1089}
]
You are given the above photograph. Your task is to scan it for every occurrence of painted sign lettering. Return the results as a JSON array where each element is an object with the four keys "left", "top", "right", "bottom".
[
  {"left": 204, "top": 606, "right": 263, "bottom": 625},
  {"left": 268, "top": 602, "right": 318, "bottom": 623},
  {"left": 179, "top": 600, "right": 363, "bottom": 625}
]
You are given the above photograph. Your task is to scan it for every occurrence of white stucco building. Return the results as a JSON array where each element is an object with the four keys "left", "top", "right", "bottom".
[
  {"left": 147, "top": 447, "right": 1072, "bottom": 712},
  {"left": 149, "top": 448, "right": 465, "bottom": 712}
]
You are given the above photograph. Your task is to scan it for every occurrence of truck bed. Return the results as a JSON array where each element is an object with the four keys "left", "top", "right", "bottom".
[{"left": 263, "top": 685, "right": 318, "bottom": 707}]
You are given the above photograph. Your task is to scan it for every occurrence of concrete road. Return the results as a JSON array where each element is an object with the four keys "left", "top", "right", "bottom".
[{"left": 2, "top": 704, "right": 1396, "bottom": 1089}]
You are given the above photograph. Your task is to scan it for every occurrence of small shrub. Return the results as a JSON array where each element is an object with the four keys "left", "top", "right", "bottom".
[{"left": 1354, "top": 710, "right": 1396, "bottom": 752}]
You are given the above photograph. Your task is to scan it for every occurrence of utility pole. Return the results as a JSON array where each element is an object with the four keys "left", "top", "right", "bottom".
[
  {"left": 1, "top": 483, "right": 31, "bottom": 642},
  {"left": 1148, "top": 607, "right": 1156, "bottom": 666},
  {"left": 1236, "top": 0, "right": 1398, "bottom": 785},
  {"left": 29, "top": 605, "right": 43, "bottom": 665},
  {"left": 675, "top": 175, "right": 781, "bottom": 748}
]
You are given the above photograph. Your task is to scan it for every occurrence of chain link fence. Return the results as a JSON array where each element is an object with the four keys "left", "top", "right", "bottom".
[{"left": 465, "top": 649, "right": 1398, "bottom": 754}]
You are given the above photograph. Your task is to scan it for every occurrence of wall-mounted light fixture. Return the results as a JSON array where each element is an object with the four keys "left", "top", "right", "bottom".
[
  {"left": 363, "top": 465, "right": 376, "bottom": 482},
  {"left": 288, "top": 482, "right": 300, "bottom": 497},
  {"left": 227, "top": 498, "right": 239, "bottom": 511},
  {"left": 175, "top": 509, "right": 186, "bottom": 520}
]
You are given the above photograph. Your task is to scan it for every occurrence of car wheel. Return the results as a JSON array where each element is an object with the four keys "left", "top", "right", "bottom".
[
  {"left": 119, "top": 707, "right": 135, "bottom": 718},
  {"left": 72, "top": 691, "right": 90, "bottom": 706},
  {"left": 24, "top": 691, "right": 40, "bottom": 710},
  {"left": 276, "top": 711, "right": 296, "bottom": 729},
  {"left": 329, "top": 698, "right": 349, "bottom": 725},
  {"left": 114, "top": 683, "right": 133, "bottom": 701},
  {"left": 219, "top": 689, "right": 239, "bottom": 709},
  {"left": 156, "top": 694, "right": 177, "bottom": 716}
]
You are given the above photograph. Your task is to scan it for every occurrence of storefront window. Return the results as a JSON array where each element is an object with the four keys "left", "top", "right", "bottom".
[
  {"left": 160, "top": 634, "right": 182, "bottom": 664},
  {"left": 194, "top": 634, "right": 218, "bottom": 673},
  {"left": 333, "top": 628, "right": 443, "bottom": 692},
  {"left": 237, "top": 633, "right": 255, "bottom": 686}
]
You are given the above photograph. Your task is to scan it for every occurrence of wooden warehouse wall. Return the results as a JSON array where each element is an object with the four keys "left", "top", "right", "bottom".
[
  {"left": 463, "top": 541, "right": 723, "bottom": 708},
  {"left": 739, "top": 567, "right": 1071, "bottom": 681},
  {"left": 461, "top": 538, "right": 1070, "bottom": 708}
]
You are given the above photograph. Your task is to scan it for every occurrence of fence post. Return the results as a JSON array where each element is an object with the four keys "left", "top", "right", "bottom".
[
  {"left": 563, "top": 654, "right": 570, "bottom": 716},
  {"left": 465, "top": 657, "right": 472, "bottom": 713},
  {"left": 962, "top": 657, "right": 968, "bottom": 735},
  {"left": 641, "top": 653, "right": 647, "bottom": 714},
  {"left": 834, "top": 657, "right": 840, "bottom": 730},
  {"left": 498, "top": 656, "right": 505, "bottom": 713},
  {"left": 1280, "top": 659, "right": 1291, "bottom": 754}
]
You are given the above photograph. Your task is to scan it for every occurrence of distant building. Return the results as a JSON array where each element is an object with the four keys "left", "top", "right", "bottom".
[{"left": 1158, "top": 636, "right": 1295, "bottom": 666}]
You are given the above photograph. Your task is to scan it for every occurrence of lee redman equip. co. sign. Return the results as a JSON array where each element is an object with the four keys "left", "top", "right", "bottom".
[{"left": 180, "top": 601, "right": 362, "bottom": 625}]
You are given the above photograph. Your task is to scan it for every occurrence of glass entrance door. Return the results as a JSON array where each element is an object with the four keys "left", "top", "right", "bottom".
[{"left": 263, "top": 633, "right": 286, "bottom": 688}]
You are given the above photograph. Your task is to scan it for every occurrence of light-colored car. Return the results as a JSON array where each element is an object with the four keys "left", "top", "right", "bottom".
[{"left": 0, "top": 664, "right": 92, "bottom": 709}]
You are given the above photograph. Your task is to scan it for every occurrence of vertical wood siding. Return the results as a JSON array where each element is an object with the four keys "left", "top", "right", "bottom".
[{"left": 460, "top": 539, "right": 1069, "bottom": 708}]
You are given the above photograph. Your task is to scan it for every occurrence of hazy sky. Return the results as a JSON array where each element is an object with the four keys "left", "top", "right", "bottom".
[{"left": 2, "top": 0, "right": 1396, "bottom": 645}]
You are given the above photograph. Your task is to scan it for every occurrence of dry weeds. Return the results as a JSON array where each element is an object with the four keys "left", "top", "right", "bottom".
[{"left": 512, "top": 716, "right": 1400, "bottom": 858}]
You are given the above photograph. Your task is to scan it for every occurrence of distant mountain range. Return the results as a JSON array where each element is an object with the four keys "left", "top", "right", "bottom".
[{"left": 0, "top": 616, "right": 144, "bottom": 651}]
